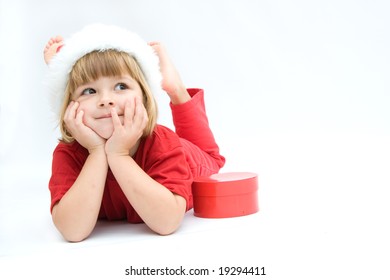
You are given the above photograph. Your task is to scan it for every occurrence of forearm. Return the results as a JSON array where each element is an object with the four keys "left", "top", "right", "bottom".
[
  {"left": 108, "top": 155, "right": 186, "bottom": 235},
  {"left": 52, "top": 150, "right": 108, "bottom": 242}
]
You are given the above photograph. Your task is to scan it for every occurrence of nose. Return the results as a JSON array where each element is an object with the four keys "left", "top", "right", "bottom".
[{"left": 98, "top": 92, "right": 115, "bottom": 108}]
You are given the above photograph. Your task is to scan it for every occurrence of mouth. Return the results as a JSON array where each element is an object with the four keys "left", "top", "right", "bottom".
[
  {"left": 97, "top": 114, "right": 112, "bottom": 119},
  {"left": 96, "top": 114, "right": 124, "bottom": 120}
]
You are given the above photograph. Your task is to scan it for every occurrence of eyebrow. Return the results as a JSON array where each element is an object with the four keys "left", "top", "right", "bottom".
[{"left": 116, "top": 75, "right": 136, "bottom": 84}]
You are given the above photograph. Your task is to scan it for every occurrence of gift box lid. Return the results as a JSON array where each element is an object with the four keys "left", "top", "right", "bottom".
[{"left": 192, "top": 172, "right": 258, "bottom": 197}]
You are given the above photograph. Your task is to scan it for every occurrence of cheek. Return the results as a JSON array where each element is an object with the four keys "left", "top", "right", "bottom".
[
  {"left": 76, "top": 104, "right": 93, "bottom": 124},
  {"left": 76, "top": 102, "right": 88, "bottom": 113}
]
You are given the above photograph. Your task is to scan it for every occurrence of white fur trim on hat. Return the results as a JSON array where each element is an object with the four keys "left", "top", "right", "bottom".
[{"left": 46, "top": 24, "right": 162, "bottom": 117}]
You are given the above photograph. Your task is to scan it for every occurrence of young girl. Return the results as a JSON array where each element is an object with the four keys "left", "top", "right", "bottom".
[{"left": 45, "top": 24, "right": 225, "bottom": 242}]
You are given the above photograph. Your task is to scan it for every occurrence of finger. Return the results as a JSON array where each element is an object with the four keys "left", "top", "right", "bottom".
[
  {"left": 110, "top": 107, "right": 122, "bottom": 129},
  {"left": 133, "top": 97, "right": 143, "bottom": 121},
  {"left": 134, "top": 97, "right": 148, "bottom": 128},
  {"left": 64, "top": 101, "right": 73, "bottom": 119},
  {"left": 124, "top": 98, "right": 135, "bottom": 128},
  {"left": 64, "top": 102, "right": 80, "bottom": 134},
  {"left": 64, "top": 101, "right": 78, "bottom": 124},
  {"left": 75, "top": 109, "right": 84, "bottom": 126}
]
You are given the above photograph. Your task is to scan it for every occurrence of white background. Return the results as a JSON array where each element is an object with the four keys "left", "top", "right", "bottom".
[{"left": 0, "top": 0, "right": 389, "bottom": 279}]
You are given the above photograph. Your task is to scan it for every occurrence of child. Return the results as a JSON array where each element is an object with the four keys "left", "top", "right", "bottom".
[{"left": 45, "top": 24, "right": 225, "bottom": 242}]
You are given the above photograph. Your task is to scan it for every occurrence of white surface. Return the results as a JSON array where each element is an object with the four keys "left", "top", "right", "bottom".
[{"left": 1, "top": 0, "right": 389, "bottom": 279}]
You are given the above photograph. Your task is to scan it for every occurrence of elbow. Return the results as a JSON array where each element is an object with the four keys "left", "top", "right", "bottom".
[
  {"left": 52, "top": 208, "right": 93, "bottom": 242},
  {"left": 60, "top": 228, "right": 92, "bottom": 242},
  {"left": 63, "top": 232, "right": 89, "bottom": 243},
  {"left": 152, "top": 198, "right": 186, "bottom": 236},
  {"left": 151, "top": 220, "right": 181, "bottom": 236},
  {"left": 53, "top": 218, "right": 92, "bottom": 242},
  {"left": 155, "top": 227, "right": 177, "bottom": 236}
]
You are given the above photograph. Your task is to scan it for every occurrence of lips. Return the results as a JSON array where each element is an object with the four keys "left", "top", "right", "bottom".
[
  {"left": 97, "top": 114, "right": 112, "bottom": 119},
  {"left": 96, "top": 113, "right": 124, "bottom": 119}
]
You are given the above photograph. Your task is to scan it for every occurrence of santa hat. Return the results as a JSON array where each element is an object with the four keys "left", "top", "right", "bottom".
[{"left": 46, "top": 24, "right": 162, "bottom": 116}]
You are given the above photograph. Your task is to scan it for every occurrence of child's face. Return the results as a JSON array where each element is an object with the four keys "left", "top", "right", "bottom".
[{"left": 72, "top": 75, "right": 144, "bottom": 139}]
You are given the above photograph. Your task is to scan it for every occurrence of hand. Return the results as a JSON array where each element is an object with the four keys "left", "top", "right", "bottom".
[
  {"left": 64, "top": 101, "right": 106, "bottom": 153},
  {"left": 105, "top": 96, "right": 148, "bottom": 157}
]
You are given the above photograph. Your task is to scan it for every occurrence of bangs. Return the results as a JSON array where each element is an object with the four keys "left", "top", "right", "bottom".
[{"left": 68, "top": 50, "right": 138, "bottom": 92}]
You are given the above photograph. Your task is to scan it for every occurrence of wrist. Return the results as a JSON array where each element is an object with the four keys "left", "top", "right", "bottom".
[
  {"left": 87, "top": 144, "right": 106, "bottom": 155},
  {"left": 105, "top": 139, "right": 140, "bottom": 159},
  {"left": 106, "top": 152, "right": 133, "bottom": 169},
  {"left": 106, "top": 151, "right": 129, "bottom": 159}
]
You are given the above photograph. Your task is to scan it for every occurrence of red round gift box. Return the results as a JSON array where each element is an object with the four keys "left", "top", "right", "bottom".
[{"left": 192, "top": 172, "right": 259, "bottom": 218}]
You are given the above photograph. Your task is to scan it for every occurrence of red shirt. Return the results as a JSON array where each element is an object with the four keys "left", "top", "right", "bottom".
[
  {"left": 49, "top": 89, "right": 225, "bottom": 223},
  {"left": 49, "top": 125, "right": 194, "bottom": 223}
]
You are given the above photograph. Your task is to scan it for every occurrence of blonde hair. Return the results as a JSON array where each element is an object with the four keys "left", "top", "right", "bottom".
[{"left": 59, "top": 50, "right": 158, "bottom": 143}]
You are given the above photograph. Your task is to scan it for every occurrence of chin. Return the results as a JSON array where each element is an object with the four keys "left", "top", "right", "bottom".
[{"left": 96, "top": 128, "right": 114, "bottom": 139}]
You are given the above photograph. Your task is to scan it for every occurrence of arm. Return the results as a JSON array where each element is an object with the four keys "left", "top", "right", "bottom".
[
  {"left": 108, "top": 155, "right": 186, "bottom": 235},
  {"left": 52, "top": 149, "right": 107, "bottom": 242},
  {"left": 52, "top": 101, "right": 107, "bottom": 242},
  {"left": 105, "top": 97, "right": 186, "bottom": 235}
]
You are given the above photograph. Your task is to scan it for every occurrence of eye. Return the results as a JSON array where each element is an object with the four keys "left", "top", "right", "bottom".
[
  {"left": 81, "top": 88, "right": 96, "bottom": 95},
  {"left": 114, "top": 83, "right": 128, "bottom": 91}
]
